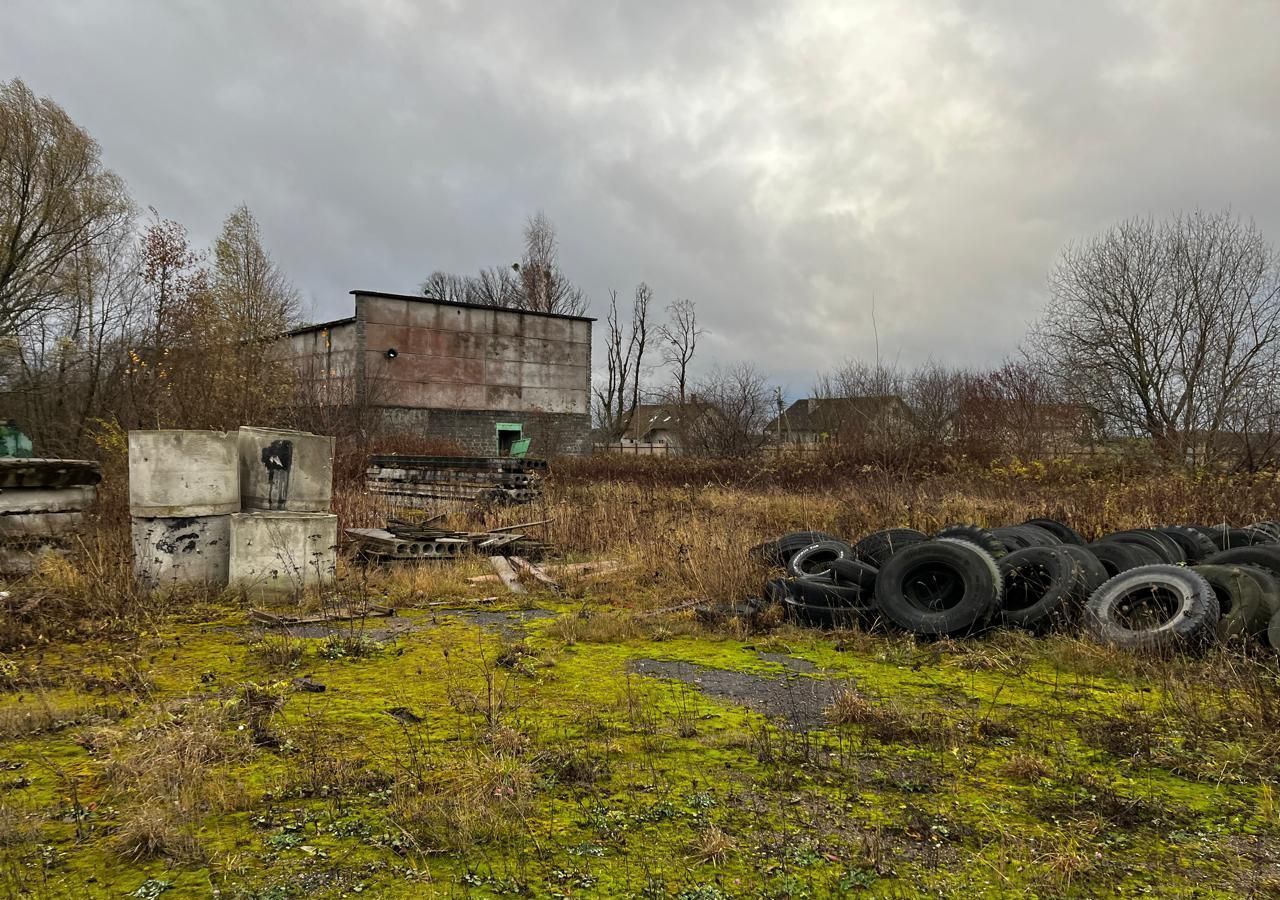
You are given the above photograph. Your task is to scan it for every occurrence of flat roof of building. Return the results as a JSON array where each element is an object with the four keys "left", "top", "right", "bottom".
[
  {"left": 283, "top": 289, "right": 596, "bottom": 337},
  {"left": 353, "top": 289, "right": 596, "bottom": 323}
]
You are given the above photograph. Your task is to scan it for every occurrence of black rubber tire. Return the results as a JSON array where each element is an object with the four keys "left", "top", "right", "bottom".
[
  {"left": 772, "top": 531, "right": 842, "bottom": 565},
  {"left": 783, "top": 596, "right": 862, "bottom": 628},
  {"left": 1085, "top": 565, "right": 1219, "bottom": 654},
  {"left": 998, "top": 546, "right": 1081, "bottom": 633},
  {"left": 1248, "top": 521, "right": 1280, "bottom": 541},
  {"left": 1238, "top": 565, "right": 1280, "bottom": 617},
  {"left": 1203, "top": 545, "right": 1280, "bottom": 580},
  {"left": 1203, "top": 525, "right": 1271, "bottom": 551},
  {"left": 826, "top": 558, "right": 879, "bottom": 592},
  {"left": 1269, "top": 608, "right": 1280, "bottom": 650},
  {"left": 1103, "top": 530, "right": 1185, "bottom": 565},
  {"left": 787, "top": 540, "right": 854, "bottom": 578},
  {"left": 873, "top": 540, "right": 1001, "bottom": 636},
  {"left": 1192, "top": 564, "right": 1270, "bottom": 642},
  {"left": 853, "top": 528, "right": 928, "bottom": 568},
  {"left": 935, "top": 524, "right": 1008, "bottom": 560},
  {"left": 790, "top": 575, "right": 868, "bottom": 608},
  {"left": 1022, "top": 518, "right": 1086, "bottom": 546},
  {"left": 1087, "top": 540, "right": 1158, "bottom": 576},
  {"left": 991, "top": 525, "right": 1060, "bottom": 553},
  {"left": 1155, "top": 526, "right": 1217, "bottom": 564},
  {"left": 1057, "top": 544, "right": 1109, "bottom": 598},
  {"left": 763, "top": 577, "right": 793, "bottom": 604}
]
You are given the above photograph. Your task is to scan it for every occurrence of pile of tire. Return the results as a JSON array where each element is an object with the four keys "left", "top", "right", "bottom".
[{"left": 754, "top": 520, "right": 1280, "bottom": 653}]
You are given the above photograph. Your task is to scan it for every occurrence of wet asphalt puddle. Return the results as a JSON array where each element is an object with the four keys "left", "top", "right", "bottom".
[{"left": 628, "top": 652, "right": 838, "bottom": 731}]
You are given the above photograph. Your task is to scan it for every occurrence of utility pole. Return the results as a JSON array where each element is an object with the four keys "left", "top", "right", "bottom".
[{"left": 775, "top": 387, "right": 785, "bottom": 445}]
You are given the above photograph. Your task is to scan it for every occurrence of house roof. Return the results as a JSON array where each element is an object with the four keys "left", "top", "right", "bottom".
[
  {"left": 352, "top": 289, "right": 596, "bottom": 323},
  {"left": 622, "top": 402, "right": 715, "bottom": 441},
  {"left": 765, "top": 395, "right": 910, "bottom": 435}
]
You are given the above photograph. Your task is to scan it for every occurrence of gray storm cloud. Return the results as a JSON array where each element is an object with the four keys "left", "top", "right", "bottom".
[{"left": 4, "top": 0, "right": 1279, "bottom": 392}]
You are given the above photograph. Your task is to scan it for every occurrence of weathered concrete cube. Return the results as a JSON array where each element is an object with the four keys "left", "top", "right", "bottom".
[
  {"left": 132, "top": 515, "right": 232, "bottom": 588},
  {"left": 238, "top": 427, "right": 334, "bottom": 513},
  {"left": 228, "top": 511, "right": 338, "bottom": 599},
  {"left": 129, "top": 430, "right": 239, "bottom": 516}
]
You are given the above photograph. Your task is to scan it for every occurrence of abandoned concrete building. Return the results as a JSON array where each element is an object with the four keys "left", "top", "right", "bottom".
[{"left": 281, "top": 290, "right": 593, "bottom": 455}]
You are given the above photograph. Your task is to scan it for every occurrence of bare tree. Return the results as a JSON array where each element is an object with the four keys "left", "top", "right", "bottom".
[
  {"left": 1032, "top": 209, "right": 1280, "bottom": 465},
  {"left": 515, "top": 211, "right": 588, "bottom": 316},
  {"left": 421, "top": 212, "right": 588, "bottom": 316},
  {"left": 657, "top": 297, "right": 701, "bottom": 404},
  {"left": 592, "top": 284, "right": 653, "bottom": 439},
  {"left": 683, "top": 363, "right": 772, "bottom": 457},
  {"left": 0, "top": 78, "right": 131, "bottom": 335}
]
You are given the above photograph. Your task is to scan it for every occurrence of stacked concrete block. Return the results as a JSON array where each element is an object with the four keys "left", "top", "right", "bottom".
[
  {"left": 0, "top": 461, "right": 101, "bottom": 575},
  {"left": 129, "top": 430, "right": 238, "bottom": 589},
  {"left": 229, "top": 427, "right": 337, "bottom": 599}
]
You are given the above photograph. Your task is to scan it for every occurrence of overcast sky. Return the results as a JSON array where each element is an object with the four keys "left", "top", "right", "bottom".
[{"left": 5, "top": 0, "right": 1280, "bottom": 394}]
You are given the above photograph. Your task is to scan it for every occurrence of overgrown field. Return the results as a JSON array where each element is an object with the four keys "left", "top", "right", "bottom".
[{"left": 4, "top": 467, "right": 1280, "bottom": 898}]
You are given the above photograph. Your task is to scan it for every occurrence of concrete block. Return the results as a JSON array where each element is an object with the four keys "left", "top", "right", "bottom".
[
  {"left": 0, "top": 486, "right": 96, "bottom": 513},
  {"left": 520, "top": 361, "right": 590, "bottom": 391},
  {"left": 128, "top": 430, "right": 239, "bottom": 516},
  {"left": 238, "top": 427, "right": 334, "bottom": 513},
  {"left": 229, "top": 511, "right": 338, "bottom": 598},
  {"left": 0, "top": 511, "right": 83, "bottom": 536},
  {"left": 132, "top": 515, "right": 231, "bottom": 588},
  {"left": 0, "top": 542, "right": 68, "bottom": 576}
]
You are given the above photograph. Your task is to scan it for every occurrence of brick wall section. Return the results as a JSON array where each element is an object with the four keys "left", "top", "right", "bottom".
[{"left": 378, "top": 407, "right": 591, "bottom": 456}]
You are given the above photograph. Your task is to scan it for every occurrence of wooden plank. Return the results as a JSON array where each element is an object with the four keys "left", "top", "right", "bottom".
[
  {"left": 488, "top": 556, "right": 527, "bottom": 594},
  {"left": 467, "top": 559, "right": 622, "bottom": 584},
  {"left": 510, "top": 556, "right": 561, "bottom": 591},
  {"left": 489, "top": 519, "right": 550, "bottom": 533}
]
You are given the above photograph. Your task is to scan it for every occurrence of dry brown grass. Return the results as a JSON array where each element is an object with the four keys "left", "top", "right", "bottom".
[
  {"left": 387, "top": 748, "right": 537, "bottom": 855},
  {"left": 96, "top": 701, "right": 255, "bottom": 862},
  {"left": 690, "top": 823, "right": 736, "bottom": 865}
]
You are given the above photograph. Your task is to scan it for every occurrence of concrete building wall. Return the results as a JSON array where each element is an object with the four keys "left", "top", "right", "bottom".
[
  {"left": 357, "top": 293, "right": 591, "bottom": 417},
  {"left": 280, "top": 292, "right": 593, "bottom": 455}
]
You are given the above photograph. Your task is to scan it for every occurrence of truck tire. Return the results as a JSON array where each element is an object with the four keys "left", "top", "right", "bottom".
[
  {"left": 873, "top": 540, "right": 1001, "bottom": 636},
  {"left": 1085, "top": 565, "right": 1219, "bottom": 654}
]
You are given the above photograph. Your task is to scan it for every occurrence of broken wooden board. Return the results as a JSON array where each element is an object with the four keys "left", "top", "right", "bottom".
[
  {"left": 468, "top": 559, "right": 623, "bottom": 584},
  {"left": 510, "top": 556, "right": 561, "bottom": 592},
  {"left": 488, "top": 556, "right": 527, "bottom": 594},
  {"left": 249, "top": 605, "right": 395, "bottom": 628}
]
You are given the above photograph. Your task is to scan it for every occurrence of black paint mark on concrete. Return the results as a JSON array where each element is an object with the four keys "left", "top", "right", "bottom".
[{"left": 261, "top": 439, "right": 294, "bottom": 509}]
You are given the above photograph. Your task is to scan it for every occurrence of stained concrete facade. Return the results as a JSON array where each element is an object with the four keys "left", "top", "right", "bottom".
[{"left": 282, "top": 291, "right": 593, "bottom": 455}]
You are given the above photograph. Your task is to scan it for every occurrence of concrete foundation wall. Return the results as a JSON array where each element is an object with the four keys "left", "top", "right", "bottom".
[{"left": 377, "top": 407, "right": 591, "bottom": 456}]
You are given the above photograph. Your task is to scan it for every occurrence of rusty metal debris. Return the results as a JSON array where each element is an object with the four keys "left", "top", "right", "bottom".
[{"left": 365, "top": 454, "right": 547, "bottom": 506}]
